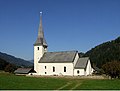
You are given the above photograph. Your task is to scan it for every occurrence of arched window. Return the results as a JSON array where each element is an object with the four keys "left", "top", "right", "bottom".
[
  {"left": 64, "top": 66, "right": 66, "bottom": 72},
  {"left": 37, "top": 47, "right": 39, "bottom": 50},
  {"left": 53, "top": 66, "right": 55, "bottom": 72},
  {"left": 77, "top": 70, "right": 79, "bottom": 74}
]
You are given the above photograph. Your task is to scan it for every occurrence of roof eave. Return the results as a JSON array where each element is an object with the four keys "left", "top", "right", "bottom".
[
  {"left": 74, "top": 67, "right": 85, "bottom": 69},
  {"left": 34, "top": 43, "right": 48, "bottom": 47},
  {"left": 39, "top": 61, "right": 73, "bottom": 63}
]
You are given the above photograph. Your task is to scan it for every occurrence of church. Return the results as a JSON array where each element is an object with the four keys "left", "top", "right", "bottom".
[{"left": 33, "top": 14, "right": 93, "bottom": 76}]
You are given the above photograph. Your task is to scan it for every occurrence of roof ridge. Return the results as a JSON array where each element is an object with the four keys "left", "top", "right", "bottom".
[
  {"left": 46, "top": 50, "right": 78, "bottom": 53},
  {"left": 18, "top": 68, "right": 32, "bottom": 69}
]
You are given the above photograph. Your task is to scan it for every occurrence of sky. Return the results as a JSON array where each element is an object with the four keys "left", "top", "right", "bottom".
[{"left": 0, "top": 0, "right": 120, "bottom": 60}]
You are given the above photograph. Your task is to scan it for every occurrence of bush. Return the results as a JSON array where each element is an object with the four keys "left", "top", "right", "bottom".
[
  {"left": 4, "top": 64, "right": 16, "bottom": 73},
  {"left": 102, "top": 61, "right": 120, "bottom": 79}
]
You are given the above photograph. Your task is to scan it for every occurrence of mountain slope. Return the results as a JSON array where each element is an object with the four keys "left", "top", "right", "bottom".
[
  {"left": 0, "top": 52, "right": 33, "bottom": 67},
  {"left": 84, "top": 36, "right": 120, "bottom": 68}
]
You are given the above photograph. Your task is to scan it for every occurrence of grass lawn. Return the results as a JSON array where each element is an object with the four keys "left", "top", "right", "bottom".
[{"left": 0, "top": 72, "right": 120, "bottom": 90}]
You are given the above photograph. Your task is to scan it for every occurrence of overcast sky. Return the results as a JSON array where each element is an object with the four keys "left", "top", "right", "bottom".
[{"left": 0, "top": 0, "right": 120, "bottom": 60}]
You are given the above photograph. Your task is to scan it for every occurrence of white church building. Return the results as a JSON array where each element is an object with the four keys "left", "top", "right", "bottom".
[{"left": 33, "top": 14, "right": 93, "bottom": 76}]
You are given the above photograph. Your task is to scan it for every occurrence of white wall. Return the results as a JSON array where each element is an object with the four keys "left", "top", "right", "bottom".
[
  {"left": 74, "top": 60, "right": 93, "bottom": 76},
  {"left": 37, "top": 63, "right": 74, "bottom": 76},
  {"left": 74, "top": 69, "right": 85, "bottom": 76},
  {"left": 73, "top": 53, "right": 79, "bottom": 66},
  {"left": 85, "top": 60, "right": 93, "bottom": 76},
  {"left": 34, "top": 46, "right": 45, "bottom": 73}
]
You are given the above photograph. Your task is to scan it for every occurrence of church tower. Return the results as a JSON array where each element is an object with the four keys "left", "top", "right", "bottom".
[{"left": 34, "top": 12, "right": 48, "bottom": 73}]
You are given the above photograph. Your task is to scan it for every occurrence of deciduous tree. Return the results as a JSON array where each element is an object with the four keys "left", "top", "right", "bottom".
[
  {"left": 102, "top": 61, "right": 120, "bottom": 79},
  {"left": 4, "top": 64, "right": 16, "bottom": 73}
]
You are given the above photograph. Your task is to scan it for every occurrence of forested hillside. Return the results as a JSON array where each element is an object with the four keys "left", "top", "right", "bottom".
[
  {"left": 0, "top": 52, "right": 33, "bottom": 67},
  {"left": 84, "top": 36, "right": 120, "bottom": 68}
]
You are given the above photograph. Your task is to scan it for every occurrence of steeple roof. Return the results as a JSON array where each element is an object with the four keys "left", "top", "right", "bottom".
[{"left": 34, "top": 13, "right": 48, "bottom": 47}]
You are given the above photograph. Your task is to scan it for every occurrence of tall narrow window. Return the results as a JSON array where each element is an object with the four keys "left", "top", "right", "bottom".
[
  {"left": 64, "top": 66, "right": 66, "bottom": 72},
  {"left": 53, "top": 66, "right": 55, "bottom": 72},
  {"left": 37, "top": 47, "right": 39, "bottom": 50},
  {"left": 45, "top": 66, "right": 46, "bottom": 69},
  {"left": 77, "top": 70, "right": 80, "bottom": 74}
]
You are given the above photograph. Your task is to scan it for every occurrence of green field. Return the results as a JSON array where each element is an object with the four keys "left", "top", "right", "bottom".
[{"left": 0, "top": 72, "right": 120, "bottom": 90}]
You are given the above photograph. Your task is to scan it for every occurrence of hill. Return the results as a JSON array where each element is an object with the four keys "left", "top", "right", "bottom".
[
  {"left": 84, "top": 36, "right": 120, "bottom": 68},
  {"left": 0, "top": 52, "right": 33, "bottom": 67},
  {"left": 28, "top": 59, "right": 34, "bottom": 63}
]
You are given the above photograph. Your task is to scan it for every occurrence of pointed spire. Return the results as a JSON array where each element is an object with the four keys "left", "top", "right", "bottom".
[
  {"left": 34, "top": 12, "right": 48, "bottom": 47},
  {"left": 38, "top": 12, "right": 43, "bottom": 38}
]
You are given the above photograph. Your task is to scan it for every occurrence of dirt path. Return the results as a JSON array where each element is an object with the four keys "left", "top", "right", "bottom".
[
  {"left": 57, "top": 80, "right": 82, "bottom": 90},
  {"left": 71, "top": 83, "right": 82, "bottom": 90},
  {"left": 57, "top": 82, "right": 72, "bottom": 90}
]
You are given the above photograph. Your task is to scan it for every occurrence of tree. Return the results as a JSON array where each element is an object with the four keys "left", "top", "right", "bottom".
[
  {"left": 0, "top": 58, "right": 9, "bottom": 70},
  {"left": 102, "top": 61, "right": 120, "bottom": 79},
  {"left": 4, "top": 64, "right": 16, "bottom": 73}
]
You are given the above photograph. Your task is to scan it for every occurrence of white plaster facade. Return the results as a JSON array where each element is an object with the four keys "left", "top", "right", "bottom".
[
  {"left": 74, "top": 69, "right": 85, "bottom": 76},
  {"left": 73, "top": 53, "right": 79, "bottom": 66},
  {"left": 38, "top": 63, "right": 74, "bottom": 76},
  {"left": 34, "top": 48, "right": 93, "bottom": 76},
  {"left": 34, "top": 46, "right": 45, "bottom": 73},
  {"left": 74, "top": 60, "right": 93, "bottom": 76},
  {"left": 85, "top": 60, "right": 93, "bottom": 75}
]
